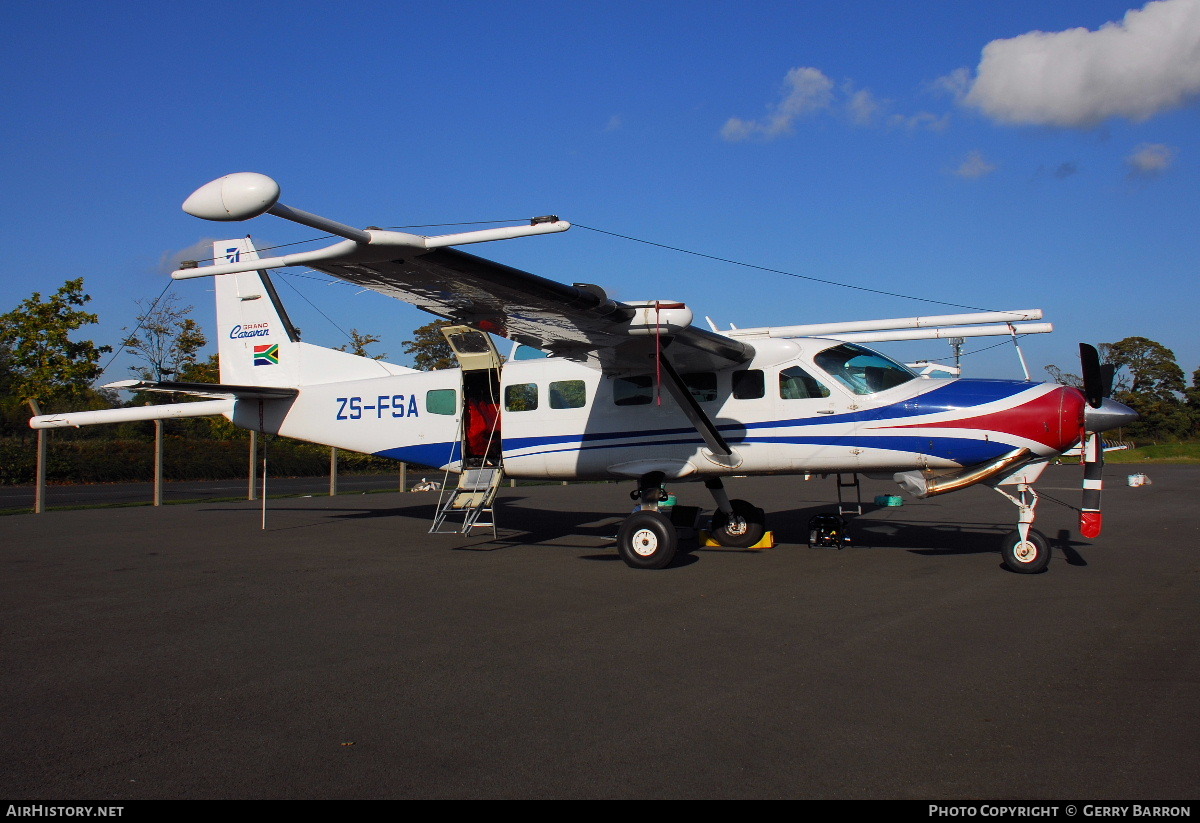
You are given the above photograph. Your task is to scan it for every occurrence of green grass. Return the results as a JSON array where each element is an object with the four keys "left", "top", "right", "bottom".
[{"left": 1105, "top": 441, "right": 1200, "bottom": 463}]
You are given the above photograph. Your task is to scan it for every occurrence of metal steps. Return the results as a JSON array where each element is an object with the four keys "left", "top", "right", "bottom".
[{"left": 430, "top": 465, "right": 503, "bottom": 536}]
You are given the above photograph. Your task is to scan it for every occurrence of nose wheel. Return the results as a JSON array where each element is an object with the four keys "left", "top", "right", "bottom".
[
  {"left": 992, "top": 480, "right": 1051, "bottom": 573},
  {"left": 1001, "top": 529, "right": 1050, "bottom": 574}
]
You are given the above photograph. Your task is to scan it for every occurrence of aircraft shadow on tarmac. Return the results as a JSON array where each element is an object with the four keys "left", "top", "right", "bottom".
[{"left": 203, "top": 498, "right": 1091, "bottom": 569}]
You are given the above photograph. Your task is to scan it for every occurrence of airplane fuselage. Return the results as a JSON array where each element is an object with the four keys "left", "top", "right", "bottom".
[{"left": 235, "top": 337, "right": 1085, "bottom": 483}]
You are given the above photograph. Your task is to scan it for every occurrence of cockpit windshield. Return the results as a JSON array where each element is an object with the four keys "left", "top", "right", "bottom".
[{"left": 813, "top": 343, "right": 916, "bottom": 395}]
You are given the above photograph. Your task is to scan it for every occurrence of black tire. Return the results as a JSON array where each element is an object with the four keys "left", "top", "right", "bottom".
[
  {"left": 709, "top": 499, "right": 766, "bottom": 549},
  {"left": 1001, "top": 529, "right": 1050, "bottom": 574},
  {"left": 617, "top": 510, "right": 679, "bottom": 569}
]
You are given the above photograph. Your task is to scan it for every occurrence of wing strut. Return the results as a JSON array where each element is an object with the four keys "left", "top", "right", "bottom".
[{"left": 656, "top": 351, "right": 733, "bottom": 457}]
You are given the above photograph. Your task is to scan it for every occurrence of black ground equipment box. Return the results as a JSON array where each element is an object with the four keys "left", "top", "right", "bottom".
[{"left": 808, "top": 513, "right": 851, "bottom": 549}]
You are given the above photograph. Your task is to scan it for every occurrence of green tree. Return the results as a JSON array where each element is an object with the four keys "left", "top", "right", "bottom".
[
  {"left": 0, "top": 278, "right": 112, "bottom": 413},
  {"left": 1101, "top": 337, "right": 1185, "bottom": 398},
  {"left": 1185, "top": 366, "right": 1200, "bottom": 438},
  {"left": 335, "top": 329, "right": 387, "bottom": 360},
  {"left": 402, "top": 320, "right": 457, "bottom": 370},
  {"left": 1102, "top": 336, "right": 1189, "bottom": 441},
  {"left": 123, "top": 294, "right": 207, "bottom": 382}
]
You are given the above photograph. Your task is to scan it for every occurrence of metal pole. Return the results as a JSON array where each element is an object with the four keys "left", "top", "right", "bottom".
[
  {"left": 329, "top": 447, "right": 338, "bottom": 496},
  {"left": 34, "top": 429, "right": 46, "bottom": 514},
  {"left": 153, "top": 419, "right": 163, "bottom": 506},
  {"left": 399, "top": 461, "right": 407, "bottom": 493},
  {"left": 248, "top": 430, "right": 257, "bottom": 500},
  {"left": 27, "top": 400, "right": 45, "bottom": 514}
]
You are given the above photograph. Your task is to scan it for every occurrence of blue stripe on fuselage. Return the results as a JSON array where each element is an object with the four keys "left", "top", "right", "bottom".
[{"left": 374, "top": 441, "right": 459, "bottom": 467}]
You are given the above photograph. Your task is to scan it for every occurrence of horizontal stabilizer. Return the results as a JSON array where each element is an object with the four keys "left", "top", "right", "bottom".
[
  {"left": 30, "top": 399, "right": 235, "bottom": 429},
  {"left": 104, "top": 379, "right": 299, "bottom": 400}
]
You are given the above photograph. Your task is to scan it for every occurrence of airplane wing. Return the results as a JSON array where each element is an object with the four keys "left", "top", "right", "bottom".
[
  {"left": 309, "top": 246, "right": 754, "bottom": 372},
  {"left": 170, "top": 173, "right": 752, "bottom": 370},
  {"left": 104, "top": 379, "right": 299, "bottom": 400}
]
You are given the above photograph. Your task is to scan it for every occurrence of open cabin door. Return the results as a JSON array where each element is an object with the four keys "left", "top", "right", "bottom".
[
  {"left": 440, "top": 325, "right": 503, "bottom": 468},
  {"left": 431, "top": 325, "right": 504, "bottom": 535}
]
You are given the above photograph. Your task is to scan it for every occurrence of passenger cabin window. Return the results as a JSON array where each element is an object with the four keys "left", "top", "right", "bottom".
[
  {"left": 613, "top": 375, "right": 654, "bottom": 406},
  {"left": 682, "top": 372, "right": 717, "bottom": 403},
  {"left": 779, "top": 366, "right": 831, "bottom": 399},
  {"left": 425, "top": 388, "right": 457, "bottom": 415},
  {"left": 549, "top": 380, "right": 586, "bottom": 409},
  {"left": 505, "top": 383, "right": 538, "bottom": 411},
  {"left": 732, "top": 370, "right": 764, "bottom": 399},
  {"left": 814, "top": 343, "right": 916, "bottom": 395}
]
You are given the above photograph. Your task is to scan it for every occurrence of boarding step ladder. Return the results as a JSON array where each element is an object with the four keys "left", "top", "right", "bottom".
[
  {"left": 837, "top": 473, "right": 863, "bottom": 517},
  {"left": 430, "top": 465, "right": 504, "bottom": 537}
]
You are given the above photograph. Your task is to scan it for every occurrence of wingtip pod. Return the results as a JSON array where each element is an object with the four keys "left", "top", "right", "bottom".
[{"left": 183, "top": 173, "right": 281, "bottom": 221}]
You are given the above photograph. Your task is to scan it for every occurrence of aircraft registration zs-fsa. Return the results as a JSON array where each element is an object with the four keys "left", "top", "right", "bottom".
[{"left": 33, "top": 173, "right": 1137, "bottom": 573}]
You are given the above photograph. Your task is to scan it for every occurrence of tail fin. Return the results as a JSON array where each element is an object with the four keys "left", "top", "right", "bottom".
[
  {"left": 214, "top": 238, "right": 300, "bottom": 387},
  {"left": 213, "top": 237, "right": 414, "bottom": 387}
]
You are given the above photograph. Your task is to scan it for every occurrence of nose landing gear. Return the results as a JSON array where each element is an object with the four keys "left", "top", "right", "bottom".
[{"left": 992, "top": 479, "right": 1051, "bottom": 574}]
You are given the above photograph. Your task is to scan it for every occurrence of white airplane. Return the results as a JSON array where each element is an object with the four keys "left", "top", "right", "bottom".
[{"left": 32, "top": 173, "right": 1137, "bottom": 573}]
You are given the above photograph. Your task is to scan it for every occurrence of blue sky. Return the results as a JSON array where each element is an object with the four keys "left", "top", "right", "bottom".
[{"left": 2, "top": 0, "right": 1197, "bottom": 383}]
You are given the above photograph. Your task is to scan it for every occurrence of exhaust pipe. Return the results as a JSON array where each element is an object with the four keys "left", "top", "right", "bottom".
[{"left": 894, "top": 448, "right": 1033, "bottom": 498}]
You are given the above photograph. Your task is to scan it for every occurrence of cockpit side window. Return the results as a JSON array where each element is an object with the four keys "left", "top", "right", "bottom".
[
  {"left": 779, "top": 366, "right": 831, "bottom": 399},
  {"left": 814, "top": 343, "right": 916, "bottom": 395}
]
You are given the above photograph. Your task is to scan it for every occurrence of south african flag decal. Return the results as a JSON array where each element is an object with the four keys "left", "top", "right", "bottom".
[{"left": 253, "top": 344, "right": 280, "bottom": 366}]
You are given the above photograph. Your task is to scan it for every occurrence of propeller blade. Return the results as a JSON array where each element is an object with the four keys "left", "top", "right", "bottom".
[
  {"left": 1100, "top": 363, "right": 1116, "bottom": 398},
  {"left": 1079, "top": 432, "right": 1104, "bottom": 538},
  {"left": 1079, "top": 343, "right": 1104, "bottom": 409}
]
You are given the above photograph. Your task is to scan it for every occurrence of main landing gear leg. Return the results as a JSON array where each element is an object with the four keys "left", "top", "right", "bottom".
[
  {"left": 991, "top": 481, "right": 1050, "bottom": 574},
  {"left": 616, "top": 472, "right": 677, "bottom": 570},
  {"left": 704, "top": 478, "right": 766, "bottom": 549}
]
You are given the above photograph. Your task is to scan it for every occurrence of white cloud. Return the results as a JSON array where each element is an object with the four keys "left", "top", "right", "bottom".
[
  {"left": 954, "top": 150, "right": 997, "bottom": 179},
  {"left": 1127, "top": 142, "right": 1177, "bottom": 175},
  {"left": 605, "top": 115, "right": 622, "bottom": 132},
  {"left": 887, "top": 111, "right": 951, "bottom": 132},
  {"left": 721, "top": 67, "right": 834, "bottom": 141},
  {"left": 932, "top": 67, "right": 972, "bottom": 101},
  {"left": 964, "top": 0, "right": 1200, "bottom": 127},
  {"left": 847, "top": 87, "right": 883, "bottom": 126},
  {"left": 724, "top": 68, "right": 951, "bottom": 140}
]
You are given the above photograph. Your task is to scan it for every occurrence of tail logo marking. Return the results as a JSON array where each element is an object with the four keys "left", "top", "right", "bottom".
[
  {"left": 230, "top": 323, "right": 271, "bottom": 339},
  {"left": 253, "top": 344, "right": 280, "bottom": 366}
]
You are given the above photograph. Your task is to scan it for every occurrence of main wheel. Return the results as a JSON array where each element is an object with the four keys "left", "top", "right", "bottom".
[
  {"left": 1001, "top": 529, "right": 1050, "bottom": 574},
  {"left": 617, "top": 510, "right": 678, "bottom": 569},
  {"left": 709, "top": 499, "right": 766, "bottom": 548}
]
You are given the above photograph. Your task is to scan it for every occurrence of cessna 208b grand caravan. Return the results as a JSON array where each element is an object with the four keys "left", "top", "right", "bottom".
[{"left": 32, "top": 173, "right": 1137, "bottom": 573}]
